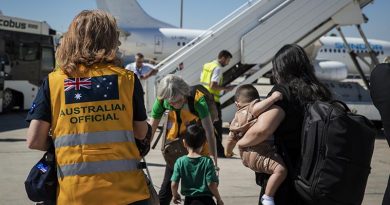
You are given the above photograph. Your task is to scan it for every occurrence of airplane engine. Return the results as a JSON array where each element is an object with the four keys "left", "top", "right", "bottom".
[{"left": 314, "top": 60, "right": 348, "bottom": 81}]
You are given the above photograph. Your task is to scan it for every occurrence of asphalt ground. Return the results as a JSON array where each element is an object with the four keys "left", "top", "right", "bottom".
[{"left": 0, "top": 111, "right": 388, "bottom": 205}]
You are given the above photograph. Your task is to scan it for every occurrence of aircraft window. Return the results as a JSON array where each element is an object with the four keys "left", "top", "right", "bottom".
[
  {"left": 183, "top": 42, "right": 186, "bottom": 46},
  {"left": 342, "top": 49, "right": 346, "bottom": 53},
  {"left": 337, "top": 49, "right": 340, "bottom": 53},
  {"left": 324, "top": 48, "right": 327, "bottom": 52},
  {"left": 334, "top": 49, "right": 337, "bottom": 53},
  {"left": 177, "top": 42, "right": 180, "bottom": 46},
  {"left": 329, "top": 49, "right": 332, "bottom": 53}
]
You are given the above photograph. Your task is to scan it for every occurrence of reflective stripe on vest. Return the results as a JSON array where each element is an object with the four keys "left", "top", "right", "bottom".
[
  {"left": 200, "top": 60, "right": 222, "bottom": 102},
  {"left": 58, "top": 159, "right": 139, "bottom": 177},
  {"left": 54, "top": 130, "right": 135, "bottom": 148}
]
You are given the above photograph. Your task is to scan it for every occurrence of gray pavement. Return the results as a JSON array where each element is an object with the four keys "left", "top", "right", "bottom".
[{"left": 0, "top": 111, "right": 388, "bottom": 205}]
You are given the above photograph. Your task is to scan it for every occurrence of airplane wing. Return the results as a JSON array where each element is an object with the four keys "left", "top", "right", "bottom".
[{"left": 96, "top": 0, "right": 175, "bottom": 28}]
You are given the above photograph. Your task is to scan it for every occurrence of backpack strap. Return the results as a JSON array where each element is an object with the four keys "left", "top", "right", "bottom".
[{"left": 187, "top": 87, "right": 198, "bottom": 117}]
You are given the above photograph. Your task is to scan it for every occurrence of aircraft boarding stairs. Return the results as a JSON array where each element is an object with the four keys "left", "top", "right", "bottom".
[{"left": 147, "top": 0, "right": 373, "bottom": 121}]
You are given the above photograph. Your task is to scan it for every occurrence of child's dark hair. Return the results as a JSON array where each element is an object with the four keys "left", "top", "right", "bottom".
[
  {"left": 185, "top": 124, "right": 206, "bottom": 149},
  {"left": 234, "top": 84, "right": 260, "bottom": 103}
]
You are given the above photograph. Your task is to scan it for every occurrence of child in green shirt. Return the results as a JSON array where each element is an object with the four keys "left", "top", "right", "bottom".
[{"left": 171, "top": 124, "right": 223, "bottom": 205}]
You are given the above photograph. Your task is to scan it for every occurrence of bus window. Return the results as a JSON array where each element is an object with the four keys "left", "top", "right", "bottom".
[
  {"left": 41, "top": 47, "right": 54, "bottom": 72},
  {"left": 19, "top": 44, "right": 39, "bottom": 61}
]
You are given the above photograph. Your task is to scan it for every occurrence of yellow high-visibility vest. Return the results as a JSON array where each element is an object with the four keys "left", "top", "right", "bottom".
[
  {"left": 48, "top": 64, "right": 149, "bottom": 205},
  {"left": 165, "top": 90, "right": 209, "bottom": 155},
  {"left": 200, "top": 60, "right": 222, "bottom": 103}
]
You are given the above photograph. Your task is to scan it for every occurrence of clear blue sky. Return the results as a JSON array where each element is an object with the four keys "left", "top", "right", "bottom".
[{"left": 1, "top": 0, "right": 389, "bottom": 41}]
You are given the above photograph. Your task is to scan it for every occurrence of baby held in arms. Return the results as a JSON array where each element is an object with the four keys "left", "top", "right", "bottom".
[{"left": 227, "top": 84, "right": 287, "bottom": 205}]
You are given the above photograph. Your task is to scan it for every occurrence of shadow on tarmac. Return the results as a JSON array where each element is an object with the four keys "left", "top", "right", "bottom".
[
  {"left": 0, "top": 111, "right": 29, "bottom": 132},
  {"left": 146, "top": 163, "right": 166, "bottom": 167},
  {"left": 0, "top": 138, "right": 26, "bottom": 142}
]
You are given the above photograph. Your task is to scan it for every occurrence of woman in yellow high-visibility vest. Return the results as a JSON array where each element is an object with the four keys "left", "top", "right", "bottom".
[
  {"left": 150, "top": 75, "right": 218, "bottom": 205},
  {"left": 26, "top": 10, "right": 150, "bottom": 205}
]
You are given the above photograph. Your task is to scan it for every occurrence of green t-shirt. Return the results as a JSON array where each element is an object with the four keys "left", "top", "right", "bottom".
[
  {"left": 171, "top": 156, "right": 218, "bottom": 197},
  {"left": 150, "top": 95, "right": 209, "bottom": 119}
]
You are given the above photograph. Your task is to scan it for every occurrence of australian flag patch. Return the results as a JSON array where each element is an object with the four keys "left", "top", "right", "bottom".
[{"left": 64, "top": 75, "right": 119, "bottom": 104}]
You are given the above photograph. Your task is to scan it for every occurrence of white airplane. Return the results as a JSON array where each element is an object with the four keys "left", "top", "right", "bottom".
[
  {"left": 97, "top": 0, "right": 390, "bottom": 81},
  {"left": 314, "top": 36, "right": 390, "bottom": 80}
]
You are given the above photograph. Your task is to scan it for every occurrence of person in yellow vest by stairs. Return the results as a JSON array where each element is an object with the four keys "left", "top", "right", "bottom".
[
  {"left": 26, "top": 10, "right": 151, "bottom": 205},
  {"left": 200, "top": 50, "right": 235, "bottom": 157}
]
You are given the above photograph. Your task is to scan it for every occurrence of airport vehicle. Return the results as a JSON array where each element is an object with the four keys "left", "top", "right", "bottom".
[
  {"left": 0, "top": 13, "right": 56, "bottom": 112},
  {"left": 99, "top": 0, "right": 382, "bottom": 122}
]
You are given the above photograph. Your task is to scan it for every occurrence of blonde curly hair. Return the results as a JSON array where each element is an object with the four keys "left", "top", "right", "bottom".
[{"left": 55, "top": 10, "right": 122, "bottom": 75}]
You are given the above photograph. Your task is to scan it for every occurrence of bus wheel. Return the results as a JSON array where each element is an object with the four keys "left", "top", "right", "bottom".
[{"left": 2, "top": 89, "right": 16, "bottom": 112}]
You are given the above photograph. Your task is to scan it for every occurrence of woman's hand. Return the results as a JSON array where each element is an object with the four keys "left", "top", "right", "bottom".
[{"left": 172, "top": 193, "right": 181, "bottom": 204}]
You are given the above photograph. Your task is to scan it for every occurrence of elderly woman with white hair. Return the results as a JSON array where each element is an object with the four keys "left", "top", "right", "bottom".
[{"left": 150, "top": 74, "right": 218, "bottom": 205}]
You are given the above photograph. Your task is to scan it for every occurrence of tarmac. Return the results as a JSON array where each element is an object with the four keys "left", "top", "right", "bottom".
[{"left": 0, "top": 111, "right": 389, "bottom": 205}]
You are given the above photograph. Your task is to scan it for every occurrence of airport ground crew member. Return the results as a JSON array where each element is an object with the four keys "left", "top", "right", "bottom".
[
  {"left": 200, "top": 50, "right": 235, "bottom": 157},
  {"left": 26, "top": 10, "right": 151, "bottom": 205},
  {"left": 125, "top": 53, "right": 158, "bottom": 80}
]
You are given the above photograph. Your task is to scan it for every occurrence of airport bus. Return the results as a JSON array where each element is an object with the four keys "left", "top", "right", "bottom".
[{"left": 0, "top": 13, "right": 56, "bottom": 112}]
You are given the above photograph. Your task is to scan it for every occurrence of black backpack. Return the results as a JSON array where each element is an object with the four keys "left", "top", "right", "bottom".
[
  {"left": 187, "top": 84, "right": 219, "bottom": 122},
  {"left": 295, "top": 100, "right": 376, "bottom": 205}
]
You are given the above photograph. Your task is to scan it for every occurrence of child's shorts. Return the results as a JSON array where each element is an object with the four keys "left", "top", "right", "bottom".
[{"left": 240, "top": 142, "right": 285, "bottom": 174}]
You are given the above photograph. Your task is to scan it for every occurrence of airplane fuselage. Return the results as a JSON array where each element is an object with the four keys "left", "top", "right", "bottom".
[
  {"left": 119, "top": 28, "right": 390, "bottom": 78},
  {"left": 119, "top": 28, "right": 205, "bottom": 63},
  {"left": 317, "top": 36, "right": 390, "bottom": 76}
]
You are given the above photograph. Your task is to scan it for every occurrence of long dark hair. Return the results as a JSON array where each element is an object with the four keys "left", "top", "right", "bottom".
[{"left": 272, "top": 44, "right": 332, "bottom": 103}]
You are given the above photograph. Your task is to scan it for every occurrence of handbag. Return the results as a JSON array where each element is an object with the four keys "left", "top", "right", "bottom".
[
  {"left": 25, "top": 140, "right": 57, "bottom": 204},
  {"left": 142, "top": 158, "right": 159, "bottom": 205},
  {"left": 160, "top": 112, "right": 188, "bottom": 169},
  {"left": 162, "top": 137, "right": 188, "bottom": 169}
]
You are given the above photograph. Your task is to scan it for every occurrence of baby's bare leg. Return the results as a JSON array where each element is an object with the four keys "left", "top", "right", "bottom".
[
  {"left": 225, "top": 134, "right": 238, "bottom": 157},
  {"left": 264, "top": 160, "right": 288, "bottom": 197}
]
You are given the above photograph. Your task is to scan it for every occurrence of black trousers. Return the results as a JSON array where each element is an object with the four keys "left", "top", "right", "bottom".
[
  {"left": 185, "top": 196, "right": 216, "bottom": 205},
  {"left": 214, "top": 102, "right": 225, "bottom": 157},
  {"left": 158, "top": 165, "right": 174, "bottom": 205},
  {"left": 383, "top": 175, "right": 390, "bottom": 205},
  {"left": 128, "top": 199, "right": 149, "bottom": 205}
]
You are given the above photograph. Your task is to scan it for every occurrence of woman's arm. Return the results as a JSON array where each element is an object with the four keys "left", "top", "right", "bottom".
[
  {"left": 201, "top": 115, "right": 218, "bottom": 166},
  {"left": 237, "top": 105, "right": 285, "bottom": 148},
  {"left": 27, "top": 120, "right": 51, "bottom": 151},
  {"left": 133, "top": 121, "right": 148, "bottom": 140},
  {"left": 150, "top": 118, "right": 161, "bottom": 141},
  {"left": 251, "top": 91, "right": 282, "bottom": 117}
]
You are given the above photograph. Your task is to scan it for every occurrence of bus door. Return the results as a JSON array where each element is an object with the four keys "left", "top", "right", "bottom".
[{"left": 39, "top": 46, "right": 55, "bottom": 81}]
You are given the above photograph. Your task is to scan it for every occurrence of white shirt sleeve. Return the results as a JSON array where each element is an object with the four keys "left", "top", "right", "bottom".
[
  {"left": 125, "top": 63, "right": 136, "bottom": 72},
  {"left": 210, "top": 66, "right": 222, "bottom": 83}
]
